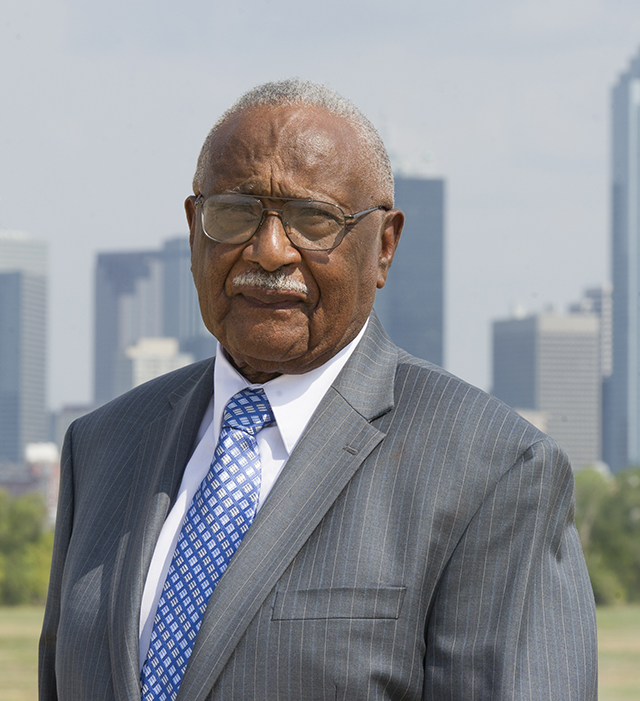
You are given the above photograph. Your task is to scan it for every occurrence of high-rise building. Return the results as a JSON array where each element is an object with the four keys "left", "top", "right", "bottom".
[
  {"left": 116, "top": 337, "right": 193, "bottom": 397},
  {"left": 570, "top": 285, "right": 613, "bottom": 466},
  {"left": 94, "top": 249, "right": 163, "bottom": 405},
  {"left": 492, "top": 310, "right": 601, "bottom": 469},
  {"left": 94, "top": 237, "right": 215, "bottom": 405},
  {"left": 610, "top": 50, "right": 640, "bottom": 471},
  {"left": 0, "top": 231, "right": 48, "bottom": 462},
  {"left": 160, "top": 237, "right": 214, "bottom": 361},
  {"left": 374, "top": 176, "right": 445, "bottom": 365}
]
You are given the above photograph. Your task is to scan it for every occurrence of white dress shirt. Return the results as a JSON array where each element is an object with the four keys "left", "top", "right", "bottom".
[{"left": 138, "top": 322, "right": 368, "bottom": 668}]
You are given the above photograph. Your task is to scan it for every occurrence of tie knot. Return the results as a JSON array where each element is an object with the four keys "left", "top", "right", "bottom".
[{"left": 222, "top": 387, "right": 275, "bottom": 434}]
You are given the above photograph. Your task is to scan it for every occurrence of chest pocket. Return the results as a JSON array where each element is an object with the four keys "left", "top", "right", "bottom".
[{"left": 271, "top": 586, "right": 406, "bottom": 620}]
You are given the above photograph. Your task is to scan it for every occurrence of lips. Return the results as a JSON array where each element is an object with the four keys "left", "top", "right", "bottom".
[{"left": 233, "top": 285, "right": 308, "bottom": 309}]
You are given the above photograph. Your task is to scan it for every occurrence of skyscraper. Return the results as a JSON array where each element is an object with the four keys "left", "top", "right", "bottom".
[
  {"left": 492, "top": 310, "right": 601, "bottom": 469},
  {"left": 0, "top": 231, "right": 48, "bottom": 462},
  {"left": 94, "top": 249, "right": 163, "bottom": 405},
  {"left": 94, "top": 237, "right": 215, "bottom": 405},
  {"left": 374, "top": 176, "right": 445, "bottom": 365},
  {"left": 570, "top": 285, "right": 613, "bottom": 465},
  {"left": 161, "top": 237, "right": 215, "bottom": 361},
  {"left": 610, "top": 50, "right": 640, "bottom": 471}
]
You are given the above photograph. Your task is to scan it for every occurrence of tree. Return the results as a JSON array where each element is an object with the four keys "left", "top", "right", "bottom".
[
  {"left": 575, "top": 466, "right": 640, "bottom": 604},
  {"left": 0, "top": 489, "right": 54, "bottom": 605}
]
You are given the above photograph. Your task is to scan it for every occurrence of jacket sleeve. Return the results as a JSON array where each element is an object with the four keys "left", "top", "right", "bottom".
[
  {"left": 423, "top": 436, "right": 598, "bottom": 700},
  {"left": 39, "top": 423, "right": 76, "bottom": 701}
]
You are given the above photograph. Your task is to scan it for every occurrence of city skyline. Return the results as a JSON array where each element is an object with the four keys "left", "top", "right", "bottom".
[{"left": 2, "top": 1, "right": 639, "bottom": 409}]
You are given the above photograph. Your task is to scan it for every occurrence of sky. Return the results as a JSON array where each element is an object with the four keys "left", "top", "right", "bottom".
[{"left": 2, "top": 0, "right": 640, "bottom": 410}]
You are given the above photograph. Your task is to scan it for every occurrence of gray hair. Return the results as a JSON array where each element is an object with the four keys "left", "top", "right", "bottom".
[{"left": 193, "top": 78, "right": 394, "bottom": 205}]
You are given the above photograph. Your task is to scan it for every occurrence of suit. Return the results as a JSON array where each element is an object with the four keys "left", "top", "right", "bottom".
[{"left": 39, "top": 314, "right": 597, "bottom": 700}]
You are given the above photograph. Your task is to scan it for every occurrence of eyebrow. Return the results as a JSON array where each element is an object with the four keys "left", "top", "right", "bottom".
[
  {"left": 225, "top": 188, "right": 322, "bottom": 203},
  {"left": 227, "top": 184, "right": 259, "bottom": 195}
]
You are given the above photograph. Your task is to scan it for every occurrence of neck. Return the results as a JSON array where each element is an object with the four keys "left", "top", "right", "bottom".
[{"left": 225, "top": 352, "right": 283, "bottom": 384}]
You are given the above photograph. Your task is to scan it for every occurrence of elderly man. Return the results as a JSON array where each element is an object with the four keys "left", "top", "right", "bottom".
[{"left": 40, "top": 79, "right": 597, "bottom": 700}]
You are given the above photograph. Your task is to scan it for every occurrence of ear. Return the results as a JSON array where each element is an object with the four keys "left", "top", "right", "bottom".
[
  {"left": 185, "top": 195, "right": 197, "bottom": 249},
  {"left": 377, "top": 209, "right": 404, "bottom": 289}
]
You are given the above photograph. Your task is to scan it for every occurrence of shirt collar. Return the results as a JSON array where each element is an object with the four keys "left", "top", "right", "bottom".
[{"left": 213, "top": 320, "right": 368, "bottom": 456}]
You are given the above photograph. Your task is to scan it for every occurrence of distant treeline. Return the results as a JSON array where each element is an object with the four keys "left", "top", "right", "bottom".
[
  {"left": 575, "top": 466, "right": 640, "bottom": 605},
  {"left": 0, "top": 490, "right": 53, "bottom": 605}
]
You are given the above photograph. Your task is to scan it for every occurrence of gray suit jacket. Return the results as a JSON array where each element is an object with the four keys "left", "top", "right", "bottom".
[{"left": 39, "top": 315, "right": 597, "bottom": 700}]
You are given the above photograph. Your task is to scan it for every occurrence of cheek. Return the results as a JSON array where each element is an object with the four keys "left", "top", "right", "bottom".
[
  {"left": 326, "top": 245, "right": 378, "bottom": 301},
  {"left": 191, "top": 243, "right": 234, "bottom": 324},
  {"left": 314, "top": 249, "right": 378, "bottom": 321}
]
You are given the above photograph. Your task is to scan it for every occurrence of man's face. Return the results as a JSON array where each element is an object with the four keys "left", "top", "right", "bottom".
[{"left": 186, "top": 104, "right": 403, "bottom": 382}]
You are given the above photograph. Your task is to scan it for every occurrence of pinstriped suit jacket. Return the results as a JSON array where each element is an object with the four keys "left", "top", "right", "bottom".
[{"left": 39, "top": 314, "right": 597, "bottom": 700}]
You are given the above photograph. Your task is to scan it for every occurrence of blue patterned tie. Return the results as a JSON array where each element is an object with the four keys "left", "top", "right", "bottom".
[{"left": 140, "top": 387, "right": 274, "bottom": 701}]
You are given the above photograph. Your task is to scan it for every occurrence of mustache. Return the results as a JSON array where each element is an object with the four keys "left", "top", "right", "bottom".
[{"left": 232, "top": 270, "right": 309, "bottom": 295}]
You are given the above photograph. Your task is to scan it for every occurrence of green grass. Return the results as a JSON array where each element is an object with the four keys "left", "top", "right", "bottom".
[
  {"left": 0, "top": 606, "right": 43, "bottom": 701},
  {"left": 598, "top": 605, "right": 640, "bottom": 701},
  {"left": 1, "top": 605, "right": 639, "bottom": 700}
]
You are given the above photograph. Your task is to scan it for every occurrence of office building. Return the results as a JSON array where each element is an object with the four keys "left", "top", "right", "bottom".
[
  {"left": 610, "top": 50, "right": 640, "bottom": 471},
  {"left": 94, "top": 237, "right": 214, "bottom": 405},
  {"left": 116, "top": 337, "right": 193, "bottom": 397},
  {"left": 492, "top": 310, "right": 601, "bottom": 469},
  {"left": 374, "top": 176, "right": 445, "bottom": 365},
  {"left": 0, "top": 231, "right": 48, "bottom": 462}
]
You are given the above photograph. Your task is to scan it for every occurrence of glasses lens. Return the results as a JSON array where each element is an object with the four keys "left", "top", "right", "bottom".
[
  {"left": 283, "top": 200, "right": 344, "bottom": 250},
  {"left": 202, "top": 194, "right": 262, "bottom": 243}
]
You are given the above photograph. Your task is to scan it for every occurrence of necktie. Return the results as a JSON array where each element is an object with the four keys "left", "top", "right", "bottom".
[{"left": 140, "top": 387, "right": 275, "bottom": 701}]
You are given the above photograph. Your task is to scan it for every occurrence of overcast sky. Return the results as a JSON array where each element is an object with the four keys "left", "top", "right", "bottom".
[{"left": 2, "top": 0, "right": 640, "bottom": 409}]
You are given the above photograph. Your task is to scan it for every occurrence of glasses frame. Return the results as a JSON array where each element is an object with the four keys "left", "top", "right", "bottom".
[{"left": 194, "top": 193, "right": 388, "bottom": 251}]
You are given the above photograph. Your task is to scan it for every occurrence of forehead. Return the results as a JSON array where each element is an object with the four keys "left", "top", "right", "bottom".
[{"left": 201, "top": 104, "right": 369, "bottom": 203}]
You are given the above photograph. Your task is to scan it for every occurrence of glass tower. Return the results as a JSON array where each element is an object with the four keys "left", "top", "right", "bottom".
[
  {"left": 609, "top": 51, "right": 640, "bottom": 471},
  {"left": 374, "top": 176, "right": 445, "bottom": 366}
]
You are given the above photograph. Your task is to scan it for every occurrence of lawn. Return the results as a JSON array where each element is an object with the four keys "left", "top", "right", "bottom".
[
  {"left": 1, "top": 605, "right": 639, "bottom": 700},
  {"left": 0, "top": 606, "right": 43, "bottom": 701},
  {"left": 598, "top": 605, "right": 640, "bottom": 700}
]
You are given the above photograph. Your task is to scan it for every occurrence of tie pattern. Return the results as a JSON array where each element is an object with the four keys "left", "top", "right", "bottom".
[{"left": 140, "top": 388, "right": 274, "bottom": 701}]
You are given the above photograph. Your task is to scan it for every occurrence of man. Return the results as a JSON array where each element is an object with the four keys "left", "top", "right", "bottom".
[{"left": 40, "top": 79, "right": 597, "bottom": 700}]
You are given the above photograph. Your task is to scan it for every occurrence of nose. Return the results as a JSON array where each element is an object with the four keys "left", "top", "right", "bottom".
[{"left": 242, "top": 210, "right": 301, "bottom": 271}]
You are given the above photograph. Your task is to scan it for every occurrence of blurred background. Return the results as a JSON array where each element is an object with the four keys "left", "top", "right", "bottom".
[{"left": 1, "top": 1, "right": 640, "bottom": 698}]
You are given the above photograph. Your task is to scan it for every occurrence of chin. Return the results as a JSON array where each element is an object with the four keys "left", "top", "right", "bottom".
[{"left": 228, "top": 341, "right": 327, "bottom": 379}]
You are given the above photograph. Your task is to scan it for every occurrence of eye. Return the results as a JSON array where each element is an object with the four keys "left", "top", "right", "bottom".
[
  {"left": 202, "top": 196, "right": 262, "bottom": 241},
  {"left": 286, "top": 202, "right": 342, "bottom": 240},
  {"left": 212, "top": 203, "right": 257, "bottom": 231}
]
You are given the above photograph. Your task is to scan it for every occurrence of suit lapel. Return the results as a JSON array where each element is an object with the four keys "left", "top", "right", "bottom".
[
  {"left": 177, "top": 315, "right": 399, "bottom": 701},
  {"left": 108, "top": 360, "right": 214, "bottom": 701}
]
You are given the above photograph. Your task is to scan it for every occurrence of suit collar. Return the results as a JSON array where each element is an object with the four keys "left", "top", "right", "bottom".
[{"left": 332, "top": 310, "right": 398, "bottom": 421}]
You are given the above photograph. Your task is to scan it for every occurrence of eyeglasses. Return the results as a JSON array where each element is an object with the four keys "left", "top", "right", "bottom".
[{"left": 194, "top": 193, "right": 387, "bottom": 251}]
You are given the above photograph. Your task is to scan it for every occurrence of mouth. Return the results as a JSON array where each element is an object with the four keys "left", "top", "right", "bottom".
[{"left": 231, "top": 271, "right": 309, "bottom": 308}]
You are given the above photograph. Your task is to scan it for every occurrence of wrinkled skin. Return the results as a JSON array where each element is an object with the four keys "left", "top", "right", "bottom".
[{"left": 186, "top": 103, "right": 404, "bottom": 383}]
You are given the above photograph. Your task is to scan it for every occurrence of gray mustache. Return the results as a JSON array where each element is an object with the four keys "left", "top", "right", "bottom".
[{"left": 232, "top": 271, "right": 309, "bottom": 295}]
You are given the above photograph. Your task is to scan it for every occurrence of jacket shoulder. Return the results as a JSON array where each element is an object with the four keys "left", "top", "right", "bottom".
[{"left": 391, "top": 349, "right": 561, "bottom": 469}]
